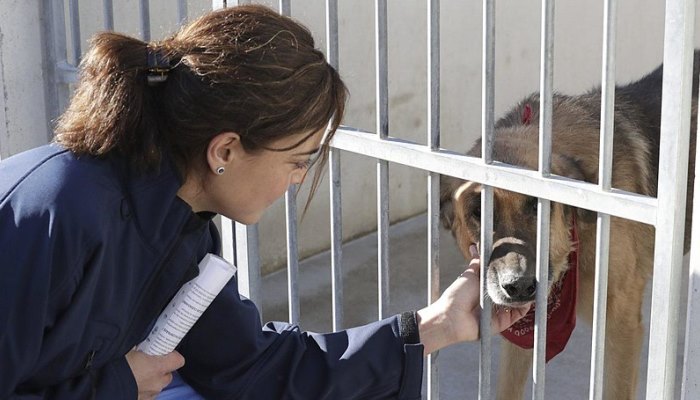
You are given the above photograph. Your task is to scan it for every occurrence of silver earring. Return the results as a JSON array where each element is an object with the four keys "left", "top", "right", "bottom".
[{"left": 216, "top": 166, "right": 225, "bottom": 175}]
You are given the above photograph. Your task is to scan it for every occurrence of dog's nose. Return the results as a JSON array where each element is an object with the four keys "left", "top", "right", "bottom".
[{"left": 500, "top": 277, "right": 536, "bottom": 300}]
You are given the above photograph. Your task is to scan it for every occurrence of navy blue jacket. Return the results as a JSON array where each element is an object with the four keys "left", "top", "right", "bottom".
[{"left": 0, "top": 145, "right": 424, "bottom": 399}]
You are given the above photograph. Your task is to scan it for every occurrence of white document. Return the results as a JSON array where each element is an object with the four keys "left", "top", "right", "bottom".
[{"left": 137, "top": 253, "right": 237, "bottom": 356}]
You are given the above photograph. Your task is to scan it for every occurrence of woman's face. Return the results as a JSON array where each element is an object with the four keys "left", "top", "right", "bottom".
[{"left": 200, "top": 128, "right": 325, "bottom": 224}]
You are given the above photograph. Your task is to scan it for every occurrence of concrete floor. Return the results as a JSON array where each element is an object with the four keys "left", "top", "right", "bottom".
[{"left": 260, "top": 214, "right": 689, "bottom": 399}]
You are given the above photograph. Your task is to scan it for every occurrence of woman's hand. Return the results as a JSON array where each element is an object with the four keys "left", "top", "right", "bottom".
[
  {"left": 126, "top": 349, "right": 185, "bottom": 400},
  {"left": 416, "top": 245, "right": 530, "bottom": 355}
]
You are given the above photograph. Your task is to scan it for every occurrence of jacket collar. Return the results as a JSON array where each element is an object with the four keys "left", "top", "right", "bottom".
[{"left": 113, "top": 154, "right": 214, "bottom": 248}]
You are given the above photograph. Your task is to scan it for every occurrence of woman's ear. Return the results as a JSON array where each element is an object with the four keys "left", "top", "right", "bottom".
[{"left": 207, "top": 132, "right": 242, "bottom": 174}]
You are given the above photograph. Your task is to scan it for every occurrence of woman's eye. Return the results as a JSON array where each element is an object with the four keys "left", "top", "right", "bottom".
[{"left": 295, "top": 159, "right": 313, "bottom": 170}]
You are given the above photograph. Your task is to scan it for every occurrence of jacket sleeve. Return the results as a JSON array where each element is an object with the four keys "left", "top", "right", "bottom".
[
  {"left": 0, "top": 205, "right": 137, "bottom": 399},
  {"left": 177, "top": 275, "right": 424, "bottom": 400}
]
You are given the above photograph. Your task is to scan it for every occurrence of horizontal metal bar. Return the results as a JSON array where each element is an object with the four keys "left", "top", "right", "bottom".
[
  {"left": 331, "top": 128, "right": 658, "bottom": 225},
  {"left": 57, "top": 62, "right": 78, "bottom": 84}
]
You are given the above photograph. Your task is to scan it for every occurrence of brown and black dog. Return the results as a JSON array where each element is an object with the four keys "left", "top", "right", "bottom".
[{"left": 440, "top": 54, "right": 698, "bottom": 399}]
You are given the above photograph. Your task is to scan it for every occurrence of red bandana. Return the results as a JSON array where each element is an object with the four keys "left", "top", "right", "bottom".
[{"left": 500, "top": 214, "right": 579, "bottom": 362}]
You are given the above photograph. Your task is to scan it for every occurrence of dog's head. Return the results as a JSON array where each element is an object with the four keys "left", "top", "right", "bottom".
[{"left": 440, "top": 129, "right": 594, "bottom": 306}]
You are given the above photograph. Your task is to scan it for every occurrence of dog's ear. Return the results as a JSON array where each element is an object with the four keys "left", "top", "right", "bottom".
[
  {"left": 439, "top": 175, "right": 459, "bottom": 230},
  {"left": 554, "top": 154, "right": 597, "bottom": 223}
]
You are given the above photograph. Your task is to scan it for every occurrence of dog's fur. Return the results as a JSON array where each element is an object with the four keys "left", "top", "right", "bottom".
[{"left": 440, "top": 54, "right": 698, "bottom": 399}]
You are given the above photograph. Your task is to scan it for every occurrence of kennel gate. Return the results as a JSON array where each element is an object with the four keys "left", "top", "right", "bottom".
[{"left": 37, "top": 0, "right": 700, "bottom": 399}]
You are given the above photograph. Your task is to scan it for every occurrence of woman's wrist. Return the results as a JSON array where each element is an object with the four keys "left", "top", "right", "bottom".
[{"left": 416, "top": 303, "right": 459, "bottom": 356}]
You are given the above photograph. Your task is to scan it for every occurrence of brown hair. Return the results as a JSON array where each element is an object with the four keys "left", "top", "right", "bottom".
[{"left": 55, "top": 4, "right": 346, "bottom": 203}]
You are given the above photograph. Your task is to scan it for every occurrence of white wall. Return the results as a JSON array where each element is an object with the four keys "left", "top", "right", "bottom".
[
  {"left": 0, "top": 0, "right": 50, "bottom": 159},
  {"left": 0, "top": 0, "right": 697, "bottom": 273}
]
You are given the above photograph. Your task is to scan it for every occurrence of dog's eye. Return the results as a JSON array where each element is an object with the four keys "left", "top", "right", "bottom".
[
  {"left": 471, "top": 206, "right": 481, "bottom": 221},
  {"left": 526, "top": 197, "right": 538, "bottom": 214}
]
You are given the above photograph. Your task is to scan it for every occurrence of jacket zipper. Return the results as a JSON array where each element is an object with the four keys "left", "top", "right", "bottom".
[{"left": 115, "top": 226, "right": 188, "bottom": 356}]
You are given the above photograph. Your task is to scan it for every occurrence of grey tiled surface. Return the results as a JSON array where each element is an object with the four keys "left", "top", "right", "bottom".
[{"left": 261, "top": 214, "right": 688, "bottom": 399}]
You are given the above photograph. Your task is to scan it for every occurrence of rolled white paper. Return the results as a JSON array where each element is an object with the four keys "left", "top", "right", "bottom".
[{"left": 137, "top": 254, "right": 236, "bottom": 356}]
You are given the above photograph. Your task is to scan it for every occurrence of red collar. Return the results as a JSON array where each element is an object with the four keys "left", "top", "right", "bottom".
[{"left": 500, "top": 213, "right": 579, "bottom": 362}]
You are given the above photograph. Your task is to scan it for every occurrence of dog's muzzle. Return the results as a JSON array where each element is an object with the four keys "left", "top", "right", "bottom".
[{"left": 487, "top": 237, "right": 538, "bottom": 303}]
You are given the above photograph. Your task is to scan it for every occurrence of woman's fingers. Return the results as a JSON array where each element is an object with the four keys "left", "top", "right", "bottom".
[{"left": 490, "top": 303, "right": 531, "bottom": 333}]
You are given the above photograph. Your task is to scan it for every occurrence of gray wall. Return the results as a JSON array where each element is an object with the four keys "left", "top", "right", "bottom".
[{"left": 1, "top": 0, "right": 697, "bottom": 273}]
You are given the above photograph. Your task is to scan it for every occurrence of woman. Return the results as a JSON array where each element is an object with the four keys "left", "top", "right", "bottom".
[{"left": 0, "top": 5, "right": 527, "bottom": 399}]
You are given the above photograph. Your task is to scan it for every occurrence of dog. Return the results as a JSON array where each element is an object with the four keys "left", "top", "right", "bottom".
[{"left": 440, "top": 53, "right": 698, "bottom": 400}]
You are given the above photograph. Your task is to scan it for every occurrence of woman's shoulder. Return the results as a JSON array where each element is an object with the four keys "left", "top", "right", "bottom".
[{"left": 0, "top": 144, "right": 124, "bottom": 219}]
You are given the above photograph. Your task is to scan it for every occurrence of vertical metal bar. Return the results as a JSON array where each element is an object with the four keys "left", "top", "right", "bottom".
[
  {"left": 0, "top": 75, "right": 5, "bottom": 159},
  {"left": 326, "top": 0, "right": 343, "bottom": 332},
  {"left": 236, "top": 223, "right": 262, "bottom": 308},
  {"left": 533, "top": 1, "right": 555, "bottom": 399},
  {"left": 286, "top": 186, "right": 300, "bottom": 324},
  {"left": 479, "top": 187, "right": 494, "bottom": 400},
  {"left": 177, "top": 0, "right": 188, "bottom": 24},
  {"left": 102, "top": 0, "right": 114, "bottom": 31},
  {"left": 375, "top": 0, "right": 388, "bottom": 142},
  {"left": 279, "top": 0, "right": 291, "bottom": 16},
  {"left": 42, "top": 0, "right": 70, "bottom": 137},
  {"left": 682, "top": 87, "right": 700, "bottom": 400},
  {"left": 533, "top": 200, "right": 550, "bottom": 400},
  {"left": 479, "top": 1, "right": 495, "bottom": 399},
  {"left": 427, "top": 174, "right": 440, "bottom": 400},
  {"left": 538, "top": 0, "right": 554, "bottom": 176},
  {"left": 221, "top": 217, "right": 236, "bottom": 265},
  {"left": 375, "top": 0, "right": 390, "bottom": 320},
  {"left": 482, "top": 0, "right": 495, "bottom": 165},
  {"left": 68, "top": 0, "right": 81, "bottom": 66},
  {"left": 646, "top": 0, "right": 695, "bottom": 397},
  {"left": 274, "top": 1, "right": 299, "bottom": 325},
  {"left": 329, "top": 148, "right": 344, "bottom": 331},
  {"left": 589, "top": 1, "right": 616, "bottom": 399},
  {"left": 212, "top": 0, "right": 237, "bottom": 317},
  {"left": 139, "top": 0, "right": 151, "bottom": 41},
  {"left": 426, "top": 0, "right": 440, "bottom": 398},
  {"left": 211, "top": 0, "right": 262, "bottom": 322},
  {"left": 377, "top": 161, "right": 390, "bottom": 320}
]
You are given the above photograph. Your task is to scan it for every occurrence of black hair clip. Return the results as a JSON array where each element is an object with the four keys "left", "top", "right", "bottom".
[{"left": 146, "top": 48, "right": 172, "bottom": 86}]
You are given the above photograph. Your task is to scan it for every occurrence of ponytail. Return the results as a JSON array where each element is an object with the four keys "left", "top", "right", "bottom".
[{"left": 55, "top": 32, "right": 169, "bottom": 170}]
